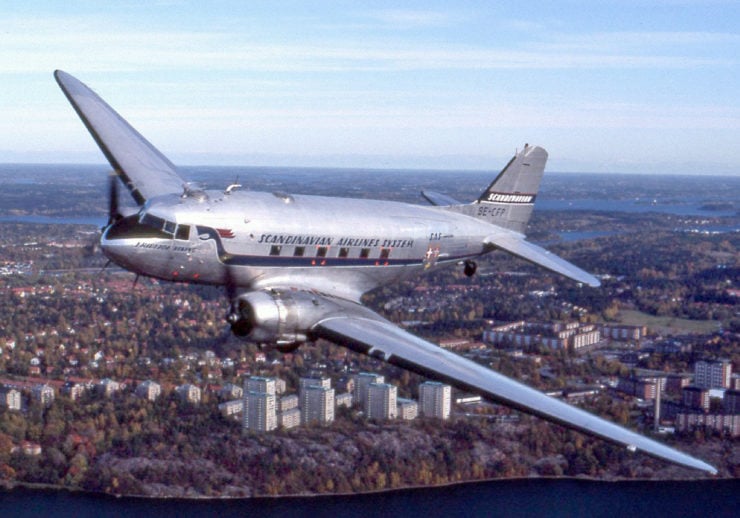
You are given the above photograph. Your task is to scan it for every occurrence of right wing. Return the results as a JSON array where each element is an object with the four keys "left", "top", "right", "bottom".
[
  {"left": 312, "top": 301, "right": 716, "bottom": 474},
  {"left": 55, "top": 70, "right": 185, "bottom": 204}
]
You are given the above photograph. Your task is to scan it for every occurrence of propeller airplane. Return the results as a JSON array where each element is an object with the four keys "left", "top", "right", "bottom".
[{"left": 54, "top": 70, "right": 717, "bottom": 475}]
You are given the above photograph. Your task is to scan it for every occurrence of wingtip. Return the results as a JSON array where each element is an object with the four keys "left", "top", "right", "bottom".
[
  {"left": 697, "top": 461, "right": 719, "bottom": 476},
  {"left": 53, "top": 70, "right": 74, "bottom": 90},
  {"left": 579, "top": 272, "right": 601, "bottom": 288},
  {"left": 690, "top": 461, "right": 718, "bottom": 476}
]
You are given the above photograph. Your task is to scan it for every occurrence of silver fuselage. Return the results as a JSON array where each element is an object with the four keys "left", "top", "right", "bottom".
[{"left": 101, "top": 188, "right": 504, "bottom": 300}]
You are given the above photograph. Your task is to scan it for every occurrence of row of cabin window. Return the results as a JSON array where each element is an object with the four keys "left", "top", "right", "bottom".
[{"left": 269, "top": 245, "right": 392, "bottom": 260}]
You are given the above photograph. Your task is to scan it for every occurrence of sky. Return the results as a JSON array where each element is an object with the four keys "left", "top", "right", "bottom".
[{"left": 1, "top": 1, "right": 738, "bottom": 174}]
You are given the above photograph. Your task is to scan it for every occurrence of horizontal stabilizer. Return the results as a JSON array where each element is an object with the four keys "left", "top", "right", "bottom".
[
  {"left": 485, "top": 233, "right": 601, "bottom": 287},
  {"left": 421, "top": 190, "right": 463, "bottom": 206}
]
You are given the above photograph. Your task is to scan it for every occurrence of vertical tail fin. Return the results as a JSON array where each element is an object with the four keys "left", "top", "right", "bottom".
[{"left": 472, "top": 144, "right": 547, "bottom": 233}]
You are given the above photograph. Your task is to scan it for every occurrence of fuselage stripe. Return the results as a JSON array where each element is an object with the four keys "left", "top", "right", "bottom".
[{"left": 195, "top": 226, "right": 473, "bottom": 268}]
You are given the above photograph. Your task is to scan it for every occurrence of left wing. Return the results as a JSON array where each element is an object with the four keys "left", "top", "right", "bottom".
[
  {"left": 55, "top": 70, "right": 184, "bottom": 204},
  {"left": 311, "top": 300, "right": 716, "bottom": 474},
  {"left": 485, "top": 232, "right": 601, "bottom": 287}
]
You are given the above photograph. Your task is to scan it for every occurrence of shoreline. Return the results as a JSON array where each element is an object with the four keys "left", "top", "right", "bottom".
[{"left": 1, "top": 472, "right": 732, "bottom": 501}]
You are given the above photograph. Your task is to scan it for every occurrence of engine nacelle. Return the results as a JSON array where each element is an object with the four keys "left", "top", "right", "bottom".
[{"left": 229, "top": 289, "right": 342, "bottom": 349}]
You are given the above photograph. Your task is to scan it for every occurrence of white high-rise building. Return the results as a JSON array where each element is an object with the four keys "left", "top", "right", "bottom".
[
  {"left": 243, "top": 390, "right": 277, "bottom": 432},
  {"left": 299, "top": 376, "right": 331, "bottom": 394},
  {"left": 246, "top": 376, "right": 277, "bottom": 395},
  {"left": 419, "top": 381, "right": 451, "bottom": 420},
  {"left": 353, "top": 372, "right": 384, "bottom": 408},
  {"left": 366, "top": 383, "right": 397, "bottom": 420},
  {"left": 694, "top": 360, "right": 732, "bottom": 389},
  {"left": 301, "top": 385, "right": 335, "bottom": 425}
]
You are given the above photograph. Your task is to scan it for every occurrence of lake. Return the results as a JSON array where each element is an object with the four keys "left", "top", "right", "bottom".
[{"left": 1, "top": 478, "right": 738, "bottom": 518}]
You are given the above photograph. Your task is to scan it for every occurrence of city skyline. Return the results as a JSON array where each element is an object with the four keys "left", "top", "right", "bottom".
[{"left": 1, "top": 1, "right": 738, "bottom": 175}]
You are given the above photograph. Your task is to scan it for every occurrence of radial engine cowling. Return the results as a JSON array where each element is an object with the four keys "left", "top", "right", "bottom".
[{"left": 230, "top": 289, "right": 342, "bottom": 349}]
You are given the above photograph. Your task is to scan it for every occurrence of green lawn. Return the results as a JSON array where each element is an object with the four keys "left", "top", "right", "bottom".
[{"left": 617, "top": 309, "right": 720, "bottom": 335}]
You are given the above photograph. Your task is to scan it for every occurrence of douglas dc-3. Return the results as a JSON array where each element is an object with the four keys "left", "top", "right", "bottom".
[{"left": 54, "top": 70, "right": 716, "bottom": 474}]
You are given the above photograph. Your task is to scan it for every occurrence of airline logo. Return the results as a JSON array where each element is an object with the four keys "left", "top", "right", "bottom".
[
  {"left": 483, "top": 192, "right": 535, "bottom": 204},
  {"left": 217, "top": 228, "right": 235, "bottom": 239}
]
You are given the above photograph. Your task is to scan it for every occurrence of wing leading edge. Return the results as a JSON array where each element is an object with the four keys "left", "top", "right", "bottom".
[
  {"left": 312, "top": 303, "right": 716, "bottom": 474},
  {"left": 54, "top": 70, "right": 184, "bottom": 204}
]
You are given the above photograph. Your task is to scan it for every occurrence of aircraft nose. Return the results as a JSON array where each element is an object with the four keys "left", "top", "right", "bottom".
[{"left": 100, "top": 215, "right": 145, "bottom": 267}]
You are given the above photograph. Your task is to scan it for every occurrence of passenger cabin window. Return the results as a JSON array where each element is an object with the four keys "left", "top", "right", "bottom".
[
  {"left": 316, "top": 246, "right": 328, "bottom": 258},
  {"left": 338, "top": 247, "right": 350, "bottom": 258},
  {"left": 269, "top": 245, "right": 282, "bottom": 256},
  {"left": 175, "top": 225, "right": 190, "bottom": 240},
  {"left": 294, "top": 246, "right": 305, "bottom": 257},
  {"left": 360, "top": 248, "right": 370, "bottom": 259},
  {"left": 380, "top": 248, "right": 390, "bottom": 259}
]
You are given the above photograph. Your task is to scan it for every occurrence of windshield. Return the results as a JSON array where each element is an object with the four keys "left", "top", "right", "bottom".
[{"left": 105, "top": 212, "right": 190, "bottom": 240}]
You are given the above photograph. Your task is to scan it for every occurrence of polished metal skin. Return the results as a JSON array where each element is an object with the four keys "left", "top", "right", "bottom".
[{"left": 55, "top": 70, "right": 717, "bottom": 475}]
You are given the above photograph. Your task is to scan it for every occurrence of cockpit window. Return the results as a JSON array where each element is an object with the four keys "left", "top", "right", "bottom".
[
  {"left": 141, "top": 213, "right": 166, "bottom": 231},
  {"left": 175, "top": 225, "right": 190, "bottom": 240},
  {"left": 106, "top": 214, "right": 170, "bottom": 240},
  {"left": 136, "top": 212, "right": 188, "bottom": 240},
  {"left": 164, "top": 220, "right": 176, "bottom": 235}
]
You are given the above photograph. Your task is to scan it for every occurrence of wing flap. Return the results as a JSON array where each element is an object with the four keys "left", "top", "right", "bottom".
[
  {"left": 485, "top": 232, "right": 601, "bottom": 287},
  {"left": 313, "top": 311, "right": 716, "bottom": 474},
  {"left": 55, "top": 70, "right": 185, "bottom": 204}
]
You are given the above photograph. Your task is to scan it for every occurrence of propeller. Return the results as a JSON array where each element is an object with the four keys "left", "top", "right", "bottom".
[
  {"left": 107, "top": 171, "right": 122, "bottom": 228},
  {"left": 223, "top": 263, "right": 243, "bottom": 332},
  {"left": 220, "top": 263, "right": 255, "bottom": 344},
  {"left": 84, "top": 171, "right": 122, "bottom": 258}
]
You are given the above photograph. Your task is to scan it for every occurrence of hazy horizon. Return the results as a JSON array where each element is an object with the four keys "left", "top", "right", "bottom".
[
  {"left": 0, "top": 157, "right": 737, "bottom": 177},
  {"left": 2, "top": 2, "right": 738, "bottom": 176}
]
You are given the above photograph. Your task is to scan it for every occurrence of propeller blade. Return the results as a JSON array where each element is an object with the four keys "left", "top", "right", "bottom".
[
  {"left": 108, "top": 172, "right": 121, "bottom": 226},
  {"left": 224, "top": 264, "right": 238, "bottom": 301},
  {"left": 224, "top": 264, "right": 239, "bottom": 323}
]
